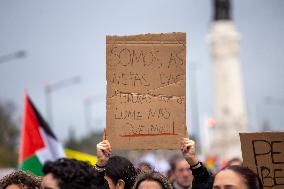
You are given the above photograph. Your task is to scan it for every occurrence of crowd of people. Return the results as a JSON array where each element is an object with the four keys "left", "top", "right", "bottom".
[{"left": 0, "top": 138, "right": 263, "bottom": 189}]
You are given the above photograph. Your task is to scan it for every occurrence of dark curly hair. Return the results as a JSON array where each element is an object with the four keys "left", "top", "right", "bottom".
[
  {"left": 132, "top": 171, "right": 173, "bottom": 189},
  {"left": 0, "top": 170, "right": 41, "bottom": 189},
  {"left": 42, "top": 158, "right": 109, "bottom": 189},
  {"left": 105, "top": 156, "right": 137, "bottom": 189}
]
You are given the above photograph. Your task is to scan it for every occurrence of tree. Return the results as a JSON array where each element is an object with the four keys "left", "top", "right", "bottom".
[
  {"left": 65, "top": 128, "right": 102, "bottom": 155},
  {"left": 0, "top": 101, "right": 19, "bottom": 167}
]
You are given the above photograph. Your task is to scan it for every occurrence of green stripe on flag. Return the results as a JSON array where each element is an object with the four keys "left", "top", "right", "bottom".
[{"left": 19, "top": 155, "right": 44, "bottom": 176}]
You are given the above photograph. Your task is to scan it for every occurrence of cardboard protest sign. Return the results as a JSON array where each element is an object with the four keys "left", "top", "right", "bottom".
[
  {"left": 240, "top": 132, "right": 284, "bottom": 188},
  {"left": 106, "top": 33, "right": 187, "bottom": 150}
]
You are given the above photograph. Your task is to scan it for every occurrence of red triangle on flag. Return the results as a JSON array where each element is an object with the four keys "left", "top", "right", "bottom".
[{"left": 19, "top": 94, "right": 45, "bottom": 163}]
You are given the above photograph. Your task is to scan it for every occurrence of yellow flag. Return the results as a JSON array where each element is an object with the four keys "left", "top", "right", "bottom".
[{"left": 65, "top": 149, "right": 97, "bottom": 165}]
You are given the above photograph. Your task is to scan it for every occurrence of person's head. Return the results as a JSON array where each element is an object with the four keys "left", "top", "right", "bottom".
[
  {"left": 42, "top": 158, "right": 109, "bottom": 189},
  {"left": 0, "top": 170, "right": 41, "bottom": 189},
  {"left": 132, "top": 171, "right": 173, "bottom": 189},
  {"left": 227, "top": 158, "right": 243, "bottom": 166},
  {"left": 169, "top": 155, "right": 193, "bottom": 188},
  {"left": 105, "top": 156, "right": 137, "bottom": 189},
  {"left": 136, "top": 162, "right": 154, "bottom": 174},
  {"left": 213, "top": 165, "right": 263, "bottom": 189}
]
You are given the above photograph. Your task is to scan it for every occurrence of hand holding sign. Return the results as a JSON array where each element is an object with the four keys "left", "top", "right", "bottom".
[
  {"left": 96, "top": 140, "right": 112, "bottom": 167},
  {"left": 181, "top": 138, "right": 199, "bottom": 168}
]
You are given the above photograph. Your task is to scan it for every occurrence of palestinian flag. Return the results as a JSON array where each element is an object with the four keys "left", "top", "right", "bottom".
[{"left": 19, "top": 94, "right": 65, "bottom": 176}]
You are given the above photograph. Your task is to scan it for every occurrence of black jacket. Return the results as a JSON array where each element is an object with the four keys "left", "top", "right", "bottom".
[
  {"left": 172, "top": 163, "right": 213, "bottom": 189},
  {"left": 191, "top": 163, "right": 213, "bottom": 189}
]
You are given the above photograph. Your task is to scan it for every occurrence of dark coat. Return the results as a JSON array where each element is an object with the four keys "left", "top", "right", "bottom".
[{"left": 172, "top": 163, "right": 213, "bottom": 189}]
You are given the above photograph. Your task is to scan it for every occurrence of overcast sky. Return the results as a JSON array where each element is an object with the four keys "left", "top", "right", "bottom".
[{"left": 0, "top": 0, "right": 284, "bottom": 140}]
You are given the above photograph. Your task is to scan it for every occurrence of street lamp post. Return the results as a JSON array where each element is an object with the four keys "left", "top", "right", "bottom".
[
  {"left": 83, "top": 95, "right": 104, "bottom": 130},
  {"left": 0, "top": 50, "right": 26, "bottom": 64},
  {"left": 45, "top": 85, "right": 53, "bottom": 127},
  {"left": 265, "top": 96, "right": 284, "bottom": 106},
  {"left": 44, "top": 76, "right": 81, "bottom": 126}
]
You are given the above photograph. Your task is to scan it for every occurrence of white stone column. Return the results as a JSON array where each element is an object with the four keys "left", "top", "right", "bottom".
[{"left": 208, "top": 21, "right": 247, "bottom": 160}]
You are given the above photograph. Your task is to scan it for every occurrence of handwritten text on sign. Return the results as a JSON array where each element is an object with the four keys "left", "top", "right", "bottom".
[
  {"left": 240, "top": 132, "right": 284, "bottom": 189},
  {"left": 106, "top": 33, "right": 187, "bottom": 149}
]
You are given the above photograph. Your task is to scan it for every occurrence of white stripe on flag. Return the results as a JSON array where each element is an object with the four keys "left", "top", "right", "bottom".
[{"left": 36, "top": 127, "right": 65, "bottom": 164}]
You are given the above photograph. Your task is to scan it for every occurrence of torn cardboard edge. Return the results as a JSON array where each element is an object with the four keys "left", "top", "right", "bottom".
[
  {"left": 106, "top": 32, "right": 186, "bottom": 44},
  {"left": 239, "top": 132, "right": 284, "bottom": 138},
  {"left": 107, "top": 78, "right": 186, "bottom": 98},
  {"left": 107, "top": 91, "right": 185, "bottom": 100}
]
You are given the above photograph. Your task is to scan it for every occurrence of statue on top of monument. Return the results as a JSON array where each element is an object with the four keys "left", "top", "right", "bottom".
[{"left": 214, "top": 0, "right": 231, "bottom": 21}]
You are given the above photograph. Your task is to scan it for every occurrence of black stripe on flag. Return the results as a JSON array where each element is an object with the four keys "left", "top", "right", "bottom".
[{"left": 27, "top": 96, "right": 57, "bottom": 140}]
